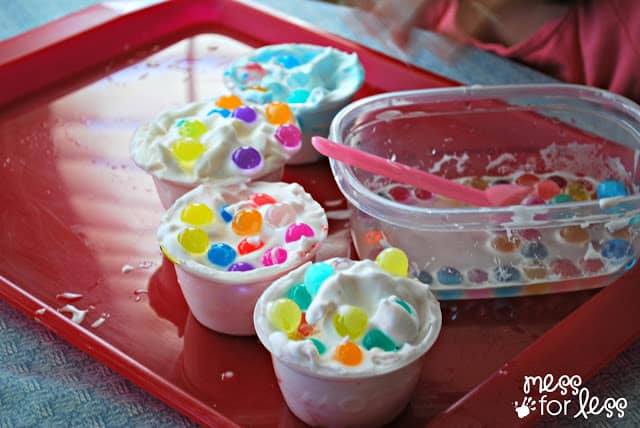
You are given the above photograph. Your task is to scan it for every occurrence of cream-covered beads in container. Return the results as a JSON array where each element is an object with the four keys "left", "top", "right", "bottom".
[
  {"left": 157, "top": 180, "right": 328, "bottom": 335},
  {"left": 253, "top": 248, "right": 442, "bottom": 427},
  {"left": 131, "top": 95, "right": 302, "bottom": 208},
  {"left": 224, "top": 44, "right": 365, "bottom": 164}
]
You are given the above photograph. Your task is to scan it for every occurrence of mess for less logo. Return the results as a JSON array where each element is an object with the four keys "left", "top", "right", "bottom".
[{"left": 514, "top": 374, "right": 628, "bottom": 420}]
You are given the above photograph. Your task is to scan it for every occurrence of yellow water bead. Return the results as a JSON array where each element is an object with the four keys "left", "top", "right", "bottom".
[
  {"left": 180, "top": 203, "right": 214, "bottom": 226},
  {"left": 177, "top": 227, "right": 210, "bottom": 254}
]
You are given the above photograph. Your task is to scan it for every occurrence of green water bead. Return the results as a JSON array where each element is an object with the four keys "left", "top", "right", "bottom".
[
  {"left": 286, "top": 283, "right": 312, "bottom": 311},
  {"left": 550, "top": 193, "right": 573, "bottom": 204},
  {"left": 333, "top": 306, "right": 368, "bottom": 340},
  {"left": 309, "top": 338, "right": 326, "bottom": 355},
  {"left": 178, "top": 119, "right": 208, "bottom": 139},
  {"left": 394, "top": 298, "right": 413, "bottom": 314},
  {"left": 363, "top": 329, "right": 398, "bottom": 352}
]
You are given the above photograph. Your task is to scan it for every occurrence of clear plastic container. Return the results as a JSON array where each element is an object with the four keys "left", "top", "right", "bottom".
[{"left": 328, "top": 84, "right": 640, "bottom": 299}]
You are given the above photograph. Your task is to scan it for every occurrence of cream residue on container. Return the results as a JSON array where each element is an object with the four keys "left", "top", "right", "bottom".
[
  {"left": 224, "top": 44, "right": 364, "bottom": 111},
  {"left": 158, "top": 180, "right": 328, "bottom": 283},
  {"left": 131, "top": 99, "right": 300, "bottom": 184},
  {"left": 255, "top": 259, "right": 441, "bottom": 376}
]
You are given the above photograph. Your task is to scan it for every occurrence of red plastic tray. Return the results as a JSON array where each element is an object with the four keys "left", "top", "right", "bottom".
[{"left": 0, "top": 1, "right": 638, "bottom": 426}]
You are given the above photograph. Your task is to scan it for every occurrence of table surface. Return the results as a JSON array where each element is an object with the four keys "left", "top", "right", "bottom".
[{"left": 0, "top": 1, "right": 637, "bottom": 427}]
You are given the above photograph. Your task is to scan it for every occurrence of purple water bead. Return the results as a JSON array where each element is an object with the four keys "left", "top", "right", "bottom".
[
  {"left": 285, "top": 222, "right": 315, "bottom": 243},
  {"left": 467, "top": 268, "right": 489, "bottom": 284},
  {"left": 231, "top": 146, "right": 263, "bottom": 174},
  {"left": 232, "top": 106, "right": 257, "bottom": 123},
  {"left": 227, "top": 261, "right": 255, "bottom": 272},
  {"left": 275, "top": 124, "right": 302, "bottom": 151}
]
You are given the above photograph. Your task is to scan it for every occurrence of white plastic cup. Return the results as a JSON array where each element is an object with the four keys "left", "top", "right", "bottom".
[
  {"left": 152, "top": 166, "right": 283, "bottom": 209},
  {"left": 175, "top": 254, "right": 313, "bottom": 336}
]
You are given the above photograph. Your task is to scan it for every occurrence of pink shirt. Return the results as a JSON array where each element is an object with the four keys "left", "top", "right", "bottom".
[{"left": 423, "top": 0, "right": 640, "bottom": 103}]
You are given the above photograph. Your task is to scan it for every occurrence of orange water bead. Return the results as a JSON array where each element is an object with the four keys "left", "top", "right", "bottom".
[
  {"left": 522, "top": 260, "right": 548, "bottom": 280},
  {"left": 247, "top": 86, "right": 268, "bottom": 92},
  {"left": 491, "top": 234, "right": 521, "bottom": 252},
  {"left": 610, "top": 227, "right": 631, "bottom": 239},
  {"left": 536, "top": 179, "right": 561, "bottom": 200},
  {"left": 566, "top": 182, "right": 590, "bottom": 201},
  {"left": 334, "top": 341, "right": 363, "bottom": 366},
  {"left": 516, "top": 173, "right": 540, "bottom": 186},
  {"left": 216, "top": 95, "right": 243, "bottom": 110},
  {"left": 265, "top": 102, "right": 293, "bottom": 125},
  {"left": 559, "top": 225, "right": 590, "bottom": 244},
  {"left": 464, "top": 177, "right": 489, "bottom": 190},
  {"left": 364, "top": 229, "right": 383, "bottom": 245},
  {"left": 231, "top": 208, "right": 263, "bottom": 236}
]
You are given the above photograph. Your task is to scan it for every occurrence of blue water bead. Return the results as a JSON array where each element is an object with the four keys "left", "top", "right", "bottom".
[
  {"left": 417, "top": 270, "right": 433, "bottom": 284},
  {"left": 394, "top": 298, "right": 413, "bottom": 314},
  {"left": 277, "top": 55, "right": 300, "bottom": 69},
  {"left": 176, "top": 118, "right": 186, "bottom": 127},
  {"left": 220, "top": 205, "right": 232, "bottom": 223},
  {"left": 207, "top": 243, "right": 237, "bottom": 267},
  {"left": 206, "top": 108, "right": 231, "bottom": 118},
  {"left": 601, "top": 239, "right": 633, "bottom": 262},
  {"left": 286, "top": 283, "right": 312, "bottom": 311},
  {"left": 597, "top": 179, "right": 628, "bottom": 199},
  {"left": 227, "top": 262, "right": 254, "bottom": 272},
  {"left": 363, "top": 329, "right": 398, "bottom": 352},
  {"left": 303, "top": 262, "right": 335, "bottom": 295},
  {"left": 520, "top": 241, "right": 548, "bottom": 259},
  {"left": 550, "top": 194, "right": 573, "bottom": 204},
  {"left": 287, "top": 89, "right": 310, "bottom": 104},
  {"left": 624, "top": 258, "right": 637, "bottom": 271},
  {"left": 437, "top": 266, "right": 463, "bottom": 285},
  {"left": 494, "top": 265, "right": 521, "bottom": 282}
]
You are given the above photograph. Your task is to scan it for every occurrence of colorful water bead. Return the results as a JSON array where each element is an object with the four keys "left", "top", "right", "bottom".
[
  {"left": 207, "top": 243, "right": 237, "bottom": 267},
  {"left": 287, "top": 89, "right": 310, "bottom": 104},
  {"left": 262, "top": 247, "right": 288, "bottom": 266},
  {"left": 597, "top": 179, "right": 628, "bottom": 199},
  {"left": 550, "top": 258, "right": 580, "bottom": 277},
  {"left": 467, "top": 268, "right": 489, "bottom": 284},
  {"left": 250, "top": 193, "right": 276, "bottom": 206},
  {"left": 227, "top": 261, "right": 255, "bottom": 272},
  {"left": 275, "top": 124, "right": 302, "bottom": 150},
  {"left": 414, "top": 188, "right": 433, "bottom": 200},
  {"left": 265, "top": 203, "right": 297, "bottom": 228},
  {"left": 277, "top": 55, "right": 301, "bottom": 69},
  {"left": 437, "top": 266, "right": 463, "bottom": 285},
  {"left": 394, "top": 298, "right": 414, "bottom": 314},
  {"left": 566, "top": 182, "right": 590, "bottom": 201},
  {"left": 333, "top": 341, "right": 363, "bottom": 366},
  {"left": 579, "top": 258, "right": 605, "bottom": 274},
  {"left": 206, "top": 108, "right": 230, "bottom": 118},
  {"left": 417, "top": 270, "right": 433, "bottom": 284},
  {"left": 265, "top": 102, "right": 294, "bottom": 125},
  {"left": 294, "top": 313, "right": 314, "bottom": 339},
  {"left": 516, "top": 228, "right": 542, "bottom": 241},
  {"left": 520, "top": 241, "right": 548, "bottom": 259},
  {"left": 231, "top": 146, "right": 263, "bottom": 174},
  {"left": 375, "top": 247, "right": 409, "bottom": 277},
  {"left": 550, "top": 193, "right": 573, "bottom": 204},
  {"left": 548, "top": 175, "right": 568, "bottom": 189},
  {"left": 310, "top": 338, "right": 326, "bottom": 355},
  {"left": 268, "top": 298, "right": 302, "bottom": 334},
  {"left": 232, "top": 208, "right": 263, "bottom": 236},
  {"left": 171, "top": 139, "right": 206, "bottom": 165},
  {"left": 494, "top": 265, "right": 521, "bottom": 282},
  {"left": 285, "top": 222, "right": 315, "bottom": 242},
  {"left": 177, "top": 227, "right": 209, "bottom": 254},
  {"left": 178, "top": 119, "right": 207, "bottom": 139},
  {"left": 286, "top": 283, "right": 312, "bottom": 311},
  {"left": 601, "top": 239, "right": 633, "bottom": 261},
  {"left": 491, "top": 234, "right": 521, "bottom": 252},
  {"left": 388, "top": 186, "right": 411, "bottom": 202},
  {"left": 232, "top": 106, "right": 257, "bottom": 124},
  {"left": 464, "top": 177, "right": 489, "bottom": 190},
  {"left": 559, "top": 225, "right": 590, "bottom": 244},
  {"left": 239, "top": 63, "right": 266, "bottom": 83},
  {"left": 304, "top": 262, "right": 335, "bottom": 295},
  {"left": 536, "top": 179, "right": 562, "bottom": 200},
  {"left": 237, "top": 237, "right": 264, "bottom": 255},
  {"left": 216, "top": 95, "right": 243, "bottom": 110},
  {"left": 516, "top": 173, "right": 540, "bottom": 186},
  {"left": 523, "top": 260, "right": 548, "bottom": 280},
  {"left": 180, "top": 203, "right": 214, "bottom": 226},
  {"left": 362, "top": 328, "right": 397, "bottom": 352},
  {"left": 219, "top": 205, "right": 233, "bottom": 223},
  {"left": 333, "top": 306, "right": 368, "bottom": 340}
]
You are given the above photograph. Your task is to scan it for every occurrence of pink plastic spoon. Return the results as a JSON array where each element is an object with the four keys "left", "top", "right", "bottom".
[{"left": 312, "top": 136, "right": 533, "bottom": 207}]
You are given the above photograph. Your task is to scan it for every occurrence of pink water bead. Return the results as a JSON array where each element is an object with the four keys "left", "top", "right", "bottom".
[
  {"left": 275, "top": 124, "right": 302, "bottom": 151},
  {"left": 262, "top": 247, "right": 288, "bottom": 266},
  {"left": 285, "top": 222, "right": 315, "bottom": 243}
]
